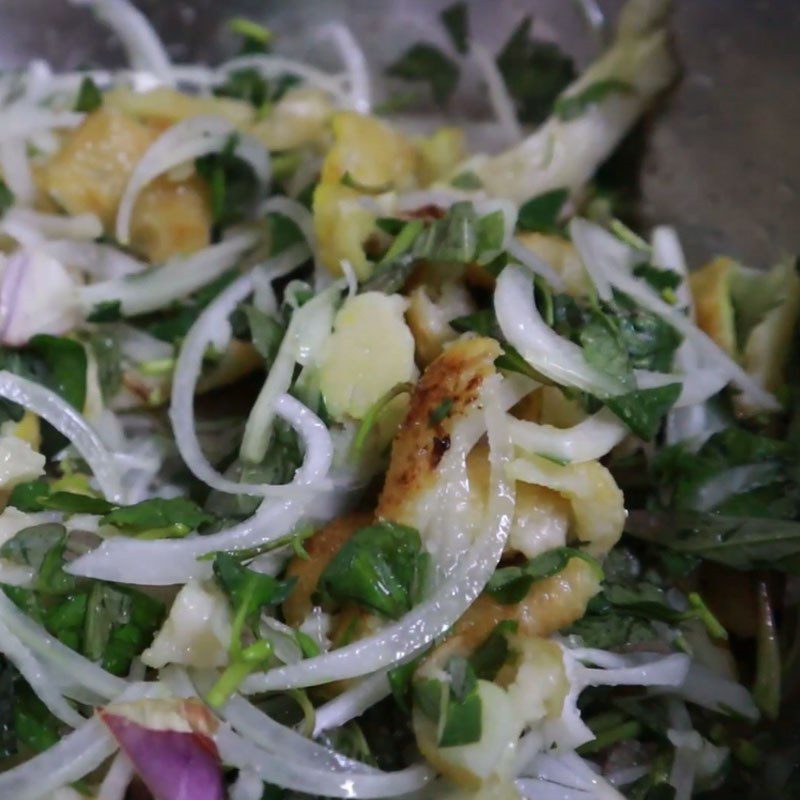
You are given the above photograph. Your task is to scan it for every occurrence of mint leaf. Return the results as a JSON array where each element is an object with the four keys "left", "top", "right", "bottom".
[
  {"left": 604, "top": 383, "right": 682, "bottom": 440},
  {"left": 517, "top": 188, "right": 569, "bottom": 233}
]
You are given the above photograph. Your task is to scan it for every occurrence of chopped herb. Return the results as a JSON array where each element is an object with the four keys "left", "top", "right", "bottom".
[
  {"left": 101, "top": 497, "right": 214, "bottom": 538},
  {"left": 429, "top": 397, "right": 454, "bottom": 426},
  {"left": 228, "top": 17, "right": 272, "bottom": 52},
  {"left": 517, "top": 188, "right": 569, "bottom": 233},
  {"left": 74, "top": 76, "right": 102, "bottom": 112},
  {"left": 0, "top": 523, "right": 76, "bottom": 595},
  {"left": 87, "top": 330, "right": 122, "bottom": 402},
  {"left": 243, "top": 305, "right": 285, "bottom": 364},
  {"left": 450, "top": 171, "right": 483, "bottom": 190},
  {"left": 486, "top": 547, "right": 602, "bottom": 604},
  {"left": 604, "top": 383, "right": 682, "bottom": 440},
  {"left": 580, "top": 308, "right": 636, "bottom": 389},
  {"left": 8, "top": 481, "right": 113, "bottom": 515},
  {"left": 386, "top": 44, "right": 460, "bottom": 106},
  {"left": 351, "top": 382, "right": 414, "bottom": 460},
  {"left": 0, "top": 180, "right": 15, "bottom": 215},
  {"left": 496, "top": 17, "right": 575, "bottom": 124},
  {"left": 360, "top": 253, "right": 415, "bottom": 295},
  {"left": 319, "top": 522, "right": 429, "bottom": 619},
  {"left": 340, "top": 172, "right": 393, "bottom": 194},
  {"left": 470, "top": 620, "right": 518, "bottom": 681},
  {"left": 555, "top": 79, "right": 635, "bottom": 122},
  {"left": 440, "top": 2, "right": 469, "bottom": 54},
  {"left": 388, "top": 656, "right": 423, "bottom": 713},
  {"left": 87, "top": 299, "right": 122, "bottom": 323}
]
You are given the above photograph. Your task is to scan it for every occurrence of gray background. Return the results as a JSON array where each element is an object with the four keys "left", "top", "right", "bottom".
[{"left": 0, "top": 0, "right": 798, "bottom": 268}]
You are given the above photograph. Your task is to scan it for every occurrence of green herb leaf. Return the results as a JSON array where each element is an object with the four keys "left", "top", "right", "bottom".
[
  {"left": 27, "top": 334, "right": 88, "bottom": 411},
  {"left": 0, "top": 523, "right": 76, "bottom": 595},
  {"left": 555, "top": 79, "right": 635, "bottom": 122},
  {"left": 580, "top": 309, "right": 635, "bottom": 389},
  {"left": 14, "top": 683, "right": 60, "bottom": 753},
  {"left": 243, "top": 306, "right": 285, "bottom": 364},
  {"left": 0, "top": 180, "right": 15, "bottom": 216},
  {"left": 228, "top": 17, "right": 272, "bottom": 53},
  {"left": 74, "top": 76, "right": 102, "bottom": 112},
  {"left": 388, "top": 657, "right": 422, "bottom": 713},
  {"left": 360, "top": 253, "right": 416, "bottom": 295},
  {"left": 319, "top": 522, "right": 429, "bottom": 619},
  {"left": 470, "top": 620, "right": 518, "bottom": 681},
  {"left": 87, "top": 300, "right": 122, "bottom": 323},
  {"left": 604, "top": 383, "right": 682, "bottom": 440},
  {"left": 449, "top": 309, "right": 502, "bottom": 338},
  {"left": 102, "top": 498, "right": 214, "bottom": 537},
  {"left": 386, "top": 44, "right": 460, "bottom": 106},
  {"left": 87, "top": 330, "right": 122, "bottom": 403},
  {"left": 517, "top": 188, "right": 569, "bottom": 233},
  {"left": 441, "top": 2, "right": 469, "bottom": 54},
  {"left": 633, "top": 262, "right": 682, "bottom": 293},
  {"left": 496, "top": 18, "right": 575, "bottom": 124},
  {"left": 486, "top": 547, "right": 602, "bottom": 604},
  {"left": 450, "top": 171, "right": 483, "bottom": 190}
]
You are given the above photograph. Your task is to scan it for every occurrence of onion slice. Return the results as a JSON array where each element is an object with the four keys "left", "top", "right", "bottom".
[{"left": 0, "top": 370, "right": 123, "bottom": 502}]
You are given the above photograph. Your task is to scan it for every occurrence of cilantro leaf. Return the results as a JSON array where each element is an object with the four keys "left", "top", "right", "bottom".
[
  {"left": 579, "top": 309, "right": 636, "bottom": 389},
  {"left": 496, "top": 17, "right": 575, "bottom": 124},
  {"left": 555, "top": 79, "right": 635, "bottom": 122},
  {"left": 441, "top": 2, "right": 469, "bottom": 54},
  {"left": 429, "top": 398, "right": 453, "bottom": 426},
  {"left": 470, "top": 620, "right": 518, "bottom": 681},
  {"left": 486, "top": 547, "right": 601, "bottom": 604},
  {"left": 101, "top": 498, "right": 214, "bottom": 537},
  {"left": 0, "top": 523, "right": 76, "bottom": 595},
  {"left": 9, "top": 480, "right": 114, "bottom": 515},
  {"left": 386, "top": 44, "right": 460, "bottom": 106},
  {"left": 86, "top": 300, "right": 122, "bottom": 323},
  {"left": 74, "top": 76, "right": 102, "bottom": 112},
  {"left": 0, "top": 180, "right": 14, "bottom": 216},
  {"left": 318, "top": 522, "right": 429, "bottom": 619},
  {"left": 604, "top": 384, "right": 682, "bottom": 440},
  {"left": 633, "top": 262, "right": 682, "bottom": 294},
  {"left": 517, "top": 188, "right": 569, "bottom": 233},
  {"left": 27, "top": 334, "right": 88, "bottom": 411}
]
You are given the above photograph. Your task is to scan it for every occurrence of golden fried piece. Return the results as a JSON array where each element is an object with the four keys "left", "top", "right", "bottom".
[
  {"left": 42, "top": 108, "right": 211, "bottom": 262},
  {"left": 689, "top": 256, "right": 737, "bottom": 356}
]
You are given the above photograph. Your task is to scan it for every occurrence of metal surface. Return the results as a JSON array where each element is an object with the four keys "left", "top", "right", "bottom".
[{"left": 0, "top": 0, "right": 798, "bottom": 267}]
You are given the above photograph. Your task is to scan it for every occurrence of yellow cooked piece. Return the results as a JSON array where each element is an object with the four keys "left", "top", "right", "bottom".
[
  {"left": 415, "top": 126, "right": 466, "bottom": 186},
  {"left": 689, "top": 256, "right": 737, "bottom": 356},
  {"left": 250, "top": 87, "right": 334, "bottom": 152}
]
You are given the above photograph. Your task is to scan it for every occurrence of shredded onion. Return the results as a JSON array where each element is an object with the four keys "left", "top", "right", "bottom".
[
  {"left": 46, "top": 240, "right": 148, "bottom": 280},
  {"left": 259, "top": 196, "right": 316, "bottom": 250},
  {"left": 66, "top": 497, "right": 305, "bottom": 585},
  {"left": 313, "top": 671, "right": 391, "bottom": 736},
  {"left": 0, "top": 138, "right": 34, "bottom": 205},
  {"left": 312, "top": 23, "right": 371, "bottom": 112},
  {"left": 471, "top": 43, "right": 523, "bottom": 145},
  {"left": 115, "top": 115, "right": 269, "bottom": 244},
  {"left": 0, "top": 109, "right": 84, "bottom": 143},
  {"left": 495, "top": 264, "right": 619, "bottom": 394},
  {"left": 216, "top": 726, "right": 433, "bottom": 799},
  {"left": 0, "top": 616, "right": 85, "bottom": 728},
  {"left": 507, "top": 238, "right": 568, "bottom": 290},
  {"left": 169, "top": 272, "right": 333, "bottom": 495},
  {"left": 241, "top": 376, "right": 515, "bottom": 692},
  {"left": 71, "top": 0, "right": 174, "bottom": 84},
  {"left": 0, "top": 370, "right": 123, "bottom": 501},
  {"left": 509, "top": 407, "right": 628, "bottom": 463},
  {"left": 79, "top": 232, "right": 258, "bottom": 317},
  {"left": 97, "top": 752, "right": 134, "bottom": 800},
  {"left": 5, "top": 208, "right": 103, "bottom": 241},
  {"left": 666, "top": 661, "right": 759, "bottom": 720}
]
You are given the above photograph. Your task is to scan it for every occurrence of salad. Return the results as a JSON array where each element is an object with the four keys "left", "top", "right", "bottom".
[{"left": 0, "top": 0, "right": 798, "bottom": 798}]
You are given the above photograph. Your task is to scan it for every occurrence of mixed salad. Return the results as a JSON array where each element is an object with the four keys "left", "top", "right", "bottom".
[{"left": 0, "top": 0, "right": 798, "bottom": 798}]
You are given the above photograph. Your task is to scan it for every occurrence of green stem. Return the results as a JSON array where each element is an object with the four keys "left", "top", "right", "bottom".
[{"left": 206, "top": 640, "right": 273, "bottom": 708}]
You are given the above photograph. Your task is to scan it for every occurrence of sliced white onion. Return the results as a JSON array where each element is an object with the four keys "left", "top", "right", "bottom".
[
  {"left": 509, "top": 407, "right": 628, "bottom": 463},
  {"left": 0, "top": 617, "right": 85, "bottom": 728},
  {"left": 652, "top": 225, "right": 692, "bottom": 311},
  {"left": 663, "top": 661, "right": 759, "bottom": 720},
  {"left": 313, "top": 670, "right": 391, "bottom": 736},
  {"left": 0, "top": 138, "right": 34, "bottom": 206},
  {"left": 495, "top": 264, "right": 619, "bottom": 395},
  {"left": 570, "top": 217, "right": 638, "bottom": 302},
  {"left": 0, "top": 590, "right": 127, "bottom": 701},
  {"left": 223, "top": 695, "right": 378, "bottom": 774},
  {"left": 312, "top": 23, "right": 371, "bottom": 112},
  {"left": 0, "top": 560, "right": 35, "bottom": 586},
  {"left": 97, "top": 752, "right": 134, "bottom": 800},
  {"left": 0, "top": 716, "right": 116, "bottom": 800},
  {"left": 218, "top": 55, "right": 348, "bottom": 105},
  {"left": 71, "top": 0, "right": 173, "bottom": 84},
  {"left": 240, "top": 281, "right": 340, "bottom": 464},
  {"left": 5, "top": 209, "right": 103, "bottom": 241},
  {"left": 0, "top": 370, "right": 123, "bottom": 501},
  {"left": 66, "top": 496, "right": 305, "bottom": 585},
  {"left": 46, "top": 240, "right": 148, "bottom": 280},
  {"left": 0, "top": 109, "right": 84, "bottom": 143},
  {"left": 169, "top": 272, "right": 333, "bottom": 496},
  {"left": 506, "top": 238, "right": 567, "bottom": 291},
  {"left": 241, "top": 376, "right": 515, "bottom": 692},
  {"left": 79, "top": 232, "right": 258, "bottom": 316},
  {"left": 520, "top": 751, "right": 625, "bottom": 800},
  {"left": 473, "top": 197, "right": 518, "bottom": 250},
  {"left": 252, "top": 243, "right": 310, "bottom": 312},
  {"left": 230, "top": 769, "right": 264, "bottom": 800},
  {"left": 259, "top": 195, "right": 316, "bottom": 250},
  {"left": 216, "top": 726, "right": 433, "bottom": 799},
  {"left": 471, "top": 43, "right": 523, "bottom": 145},
  {"left": 115, "top": 115, "right": 269, "bottom": 244}
]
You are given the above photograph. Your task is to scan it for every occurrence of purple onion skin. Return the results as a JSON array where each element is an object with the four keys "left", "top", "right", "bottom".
[{"left": 101, "top": 712, "right": 225, "bottom": 800}]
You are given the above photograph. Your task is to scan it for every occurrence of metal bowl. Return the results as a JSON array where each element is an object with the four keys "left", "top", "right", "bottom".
[{"left": 1, "top": 0, "right": 798, "bottom": 266}]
